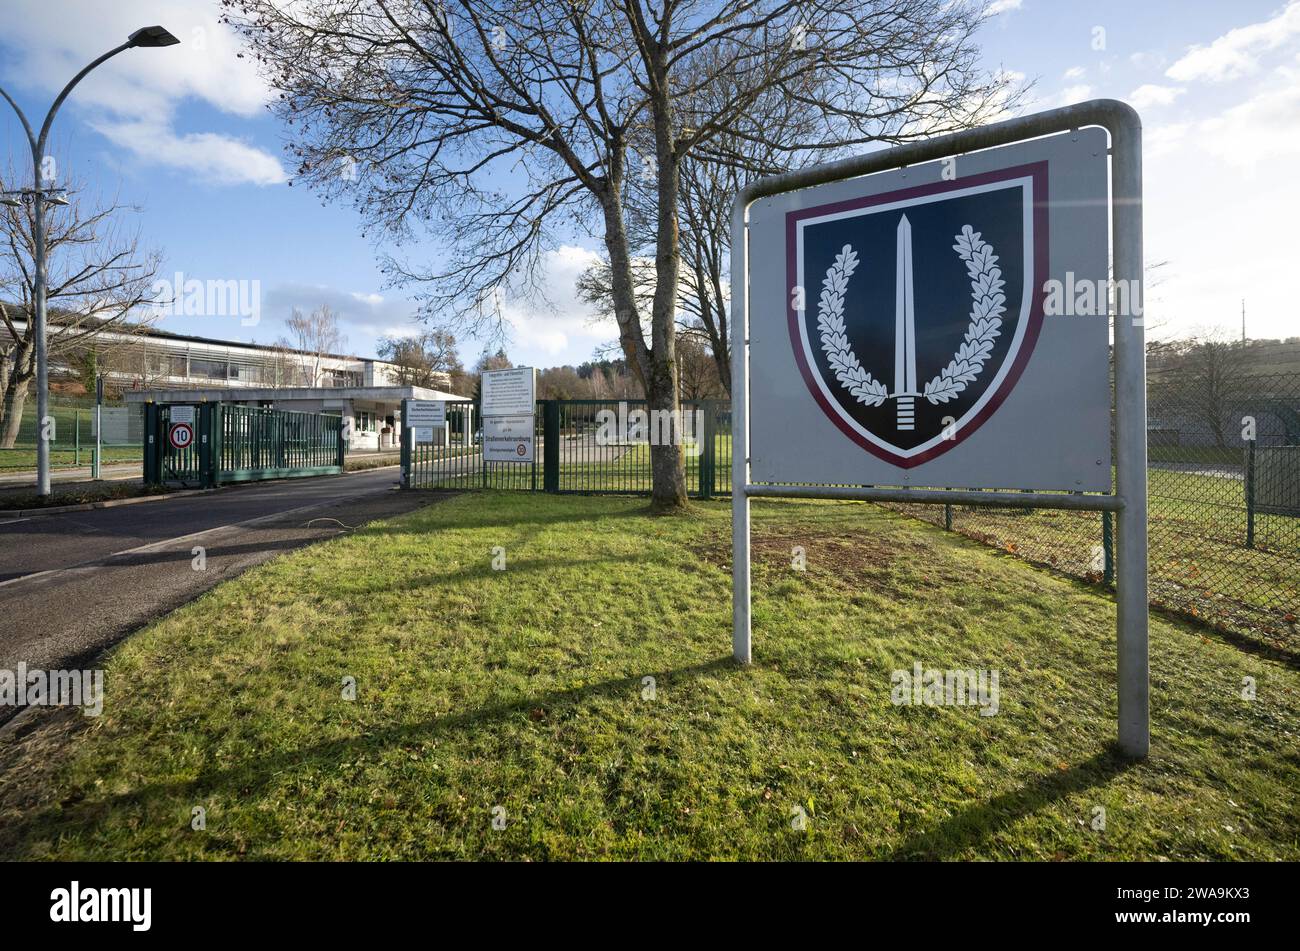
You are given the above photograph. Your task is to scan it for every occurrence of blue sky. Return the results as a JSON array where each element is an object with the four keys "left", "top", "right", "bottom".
[{"left": 1, "top": 0, "right": 1297, "bottom": 367}]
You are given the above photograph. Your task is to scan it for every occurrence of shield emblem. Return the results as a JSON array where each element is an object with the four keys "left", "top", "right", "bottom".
[{"left": 786, "top": 163, "right": 1048, "bottom": 468}]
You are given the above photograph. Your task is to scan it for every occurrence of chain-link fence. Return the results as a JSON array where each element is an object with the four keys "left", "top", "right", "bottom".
[
  {"left": 0, "top": 396, "right": 145, "bottom": 471},
  {"left": 883, "top": 370, "right": 1300, "bottom": 646}
]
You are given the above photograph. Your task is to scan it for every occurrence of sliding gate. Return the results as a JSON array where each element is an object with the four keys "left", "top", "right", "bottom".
[{"left": 145, "top": 402, "right": 345, "bottom": 488}]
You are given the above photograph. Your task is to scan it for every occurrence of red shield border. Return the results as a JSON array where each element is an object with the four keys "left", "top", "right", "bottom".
[{"left": 785, "top": 161, "right": 1050, "bottom": 469}]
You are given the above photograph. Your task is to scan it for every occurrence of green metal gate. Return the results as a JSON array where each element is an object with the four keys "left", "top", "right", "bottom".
[
  {"left": 145, "top": 402, "right": 345, "bottom": 488},
  {"left": 401, "top": 398, "right": 730, "bottom": 498}
]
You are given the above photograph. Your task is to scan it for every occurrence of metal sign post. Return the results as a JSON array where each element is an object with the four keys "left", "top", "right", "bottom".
[
  {"left": 481, "top": 367, "right": 537, "bottom": 464},
  {"left": 731, "top": 100, "right": 1148, "bottom": 757},
  {"left": 93, "top": 375, "right": 103, "bottom": 480}
]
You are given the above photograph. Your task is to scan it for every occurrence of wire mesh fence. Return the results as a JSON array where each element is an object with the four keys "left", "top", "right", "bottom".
[
  {"left": 0, "top": 396, "right": 144, "bottom": 470},
  {"left": 401, "top": 383, "right": 1298, "bottom": 646},
  {"left": 881, "top": 370, "right": 1300, "bottom": 645}
]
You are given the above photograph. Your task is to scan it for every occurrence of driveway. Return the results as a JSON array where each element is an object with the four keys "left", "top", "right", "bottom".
[{"left": 0, "top": 468, "right": 439, "bottom": 706}]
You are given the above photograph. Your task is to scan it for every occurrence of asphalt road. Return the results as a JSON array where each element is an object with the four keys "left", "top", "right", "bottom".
[{"left": 0, "top": 468, "right": 436, "bottom": 692}]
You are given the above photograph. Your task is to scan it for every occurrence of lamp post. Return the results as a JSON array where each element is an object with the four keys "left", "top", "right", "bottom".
[{"left": 0, "top": 25, "right": 178, "bottom": 495}]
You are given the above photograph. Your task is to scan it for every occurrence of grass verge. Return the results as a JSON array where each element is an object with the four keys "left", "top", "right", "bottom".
[{"left": 1, "top": 492, "right": 1296, "bottom": 860}]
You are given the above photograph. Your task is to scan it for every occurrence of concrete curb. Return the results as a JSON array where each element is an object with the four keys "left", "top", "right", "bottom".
[
  {"left": 0, "top": 488, "right": 218, "bottom": 519},
  {"left": 0, "top": 464, "right": 402, "bottom": 520}
]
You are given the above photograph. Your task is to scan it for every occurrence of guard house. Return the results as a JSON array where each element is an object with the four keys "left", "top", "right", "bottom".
[{"left": 126, "top": 384, "right": 464, "bottom": 451}]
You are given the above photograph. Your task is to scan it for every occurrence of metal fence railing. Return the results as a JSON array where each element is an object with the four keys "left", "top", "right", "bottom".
[
  {"left": 404, "top": 399, "right": 731, "bottom": 499},
  {"left": 143, "top": 402, "right": 344, "bottom": 488},
  {"left": 402, "top": 383, "right": 1297, "bottom": 646},
  {"left": 881, "top": 370, "right": 1300, "bottom": 645},
  {"left": 0, "top": 397, "right": 144, "bottom": 471}
]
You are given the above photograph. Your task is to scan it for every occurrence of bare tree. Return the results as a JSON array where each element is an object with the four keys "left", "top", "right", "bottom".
[
  {"left": 0, "top": 171, "right": 160, "bottom": 446},
  {"left": 377, "top": 328, "right": 464, "bottom": 387},
  {"left": 1163, "top": 330, "right": 1253, "bottom": 449},
  {"left": 266, "top": 338, "right": 310, "bottom": 387},
  {"left": 676, "top": 324, "right": 725, "bottom": 399},
  {"left": 284, "top": 304, "right": 346, "bottom": 385},
  {"left": 225, "top": 0, "right": 1014, "bottom": 510}
]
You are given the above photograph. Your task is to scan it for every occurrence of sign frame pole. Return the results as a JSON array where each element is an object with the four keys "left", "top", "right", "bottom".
[
  {"left": 93, "top": 375, "right": 103, "bottom": 480},
  {"left": 731, "top": 99, "right": 1148, "bottom": 757}
]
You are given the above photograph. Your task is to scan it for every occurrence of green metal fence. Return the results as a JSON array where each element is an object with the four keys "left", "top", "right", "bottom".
[
  {"left": 401, "top": 399, "right": 730, "bottom": 498},
  {"left": 401, "top": 389, "right": 1297, "bottom": 646},
  {"left": 0, "top": 398, "right": 143, "bottom": 471},
  {"left": 883, "top": 370, "right": 1300, "bottom": 646},
  {"left": 144, "top": 402, "right": 344, "bottom": 488}
]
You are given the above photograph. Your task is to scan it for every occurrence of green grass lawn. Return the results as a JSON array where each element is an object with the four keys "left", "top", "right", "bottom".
[
  {"left": 2, "top": 491, "right": 1297, "bottom": 860},
  {"left": 887, "top": 468, "right": 1299, "bottom": 647},
  {"left": 0, "top": 445, "right": 140, "bottom": 471}
]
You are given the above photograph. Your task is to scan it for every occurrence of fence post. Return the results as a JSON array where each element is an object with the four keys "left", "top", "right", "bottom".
[
  {"left": 143, "top": 402, "right": 158, "bottom": 486},
  {"left": 399, "top": 399, "right": 411, "bottom": 488},
  {"left": 212, "top": 403, "right": 224, "bottom": 488},
  {"left": 1102, "top": 510, "right": 1115, "bottom": 586},
  {"left": 1245, "top": 437, "right": 1256, "bottom": 550},
  {"left": 74, "top": 409, "right": 81, "bottom": 467},
  {"left": 944, "top": 503, "right": 953, "bottom": 531},
  {"left": 543, "top": 400, "right": 560, "bottom": 493},
  {"left": 198, "top": 404, "right": 211, "bottom": 489},
  {"left": 700, "top": 401, "right": 715, "bottom": 500},
  {"left": 336, "top": 412, "right": 346, "bottom": 471}
]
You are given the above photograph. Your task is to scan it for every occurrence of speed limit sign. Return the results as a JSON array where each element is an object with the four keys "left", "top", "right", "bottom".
[{"left": 169, "top": 421, "right": 194, "bottom": 450}]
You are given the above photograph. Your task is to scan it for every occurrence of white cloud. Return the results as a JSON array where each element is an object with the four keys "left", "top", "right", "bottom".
[
  {"left": 984, "top": 0, "right": 1023, "bottom": 15},
  {"left": 1062, "top": 66, "right": 1087, "bottom": 81},
  {"left": 0, "top": 0, "right": 283, "bottom": 186},
  {"left": 1130, "top": 50, "right": 1168, "bottom": 71},
  {"left": 90, "top": 120, "right": 286, "bottom": 186},
  {"left": 1139, "top": 58, "right": 1300, "bottom": 342},
  {"left": 1166, "top": 1, "right": 1300, "bottom": 82},
  {"left": 499, "top": 246, "right": 616, "bottom": 358},
  {"left": 1197, "top": 66, "right": 1300, "bottom": 170},
  {"left": 1128, "top": 84, "right": 1186, "bottom": 109},
  {"left": 260, "top": 284, "right": 419, "bottom": 353},
  {"left": 1018, "top": 81, "right": 1094, "bottom": 115},
  {"left": 1143, "top": 122, "right": 1192, "bottom": 159}
]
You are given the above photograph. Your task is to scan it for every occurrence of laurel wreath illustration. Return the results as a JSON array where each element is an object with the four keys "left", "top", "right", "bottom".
[{"left": 816, "top": 225, "right": 1006, "bottom": 407}]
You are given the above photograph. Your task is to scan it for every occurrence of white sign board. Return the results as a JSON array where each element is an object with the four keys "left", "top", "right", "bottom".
[
  {"left": 484, "top": 414, "right": 535, "bottom": 462},
  {"left": 405, "top": 400, "right": 446, "bottom": 427},
  {"left": 412, "top": 427, "right": 435, "bottom": 444},
  {"left": 481, "top": 367, "right": 536, "bottom": 417},
  {"left": 169, "top": 405, "right": 195, "bottom": 426},
  {"left": 733, "top": 102, "right": 1150, "bottom": 758},
  {"left": 747, "top": 130, "right": 1111, "bottom": 491}
]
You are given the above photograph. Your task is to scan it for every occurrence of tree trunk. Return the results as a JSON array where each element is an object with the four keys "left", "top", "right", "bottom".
[
  {"left": 0, "top": 340, "right": 34, "bottom": 450},
  {"left": 600, "top": 168, "right": 689, "bottom": 512},
  {"left": 1, "top": 377, "right": 31, "bottom": 449},
  {"left": 647, "top": 62, "right": 688, "bottom": 513}
]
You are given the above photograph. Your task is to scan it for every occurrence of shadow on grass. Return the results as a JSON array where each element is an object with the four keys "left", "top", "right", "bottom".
[
  {"left": 887, "top": 746, "right": 1135, "bottom": 860},
  {"left": 353, "top": 552, "right": 682, "bottom": 596},
  {"left": 377, "top": 490, "right": 710, "bottom": 533},
  {"left": 3, "top": 656, "right": 741, "bottom": 855}
]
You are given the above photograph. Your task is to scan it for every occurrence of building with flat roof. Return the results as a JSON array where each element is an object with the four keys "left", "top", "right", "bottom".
[
  {"left": 125, "top": 384, "right": 465, "bottom": 451},
  {"left": 4, "top": 319, "right": 452, "bottom": 394}
]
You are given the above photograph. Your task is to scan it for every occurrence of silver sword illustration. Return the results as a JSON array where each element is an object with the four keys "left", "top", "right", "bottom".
[{"left": 893, "top": 214, "right": 919, "bottom": 431}]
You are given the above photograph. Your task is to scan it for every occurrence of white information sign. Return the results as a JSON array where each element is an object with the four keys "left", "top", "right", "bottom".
[
  {"left": 169, "top": 405, "right": 195, "bottom": 426},
  {"left": 405, "top": 400, "right": 446, "bottom": 427},
  {"left": 481, "top": 367, "right": 536, "bottom": 417},
  {"left": 484, "top": 414, "right": 535, "bottom": 463}
]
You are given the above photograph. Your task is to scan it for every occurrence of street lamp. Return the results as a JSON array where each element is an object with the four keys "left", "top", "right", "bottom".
[{"left": 0, "top": 25, "right": 178, "bottom": 495}]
